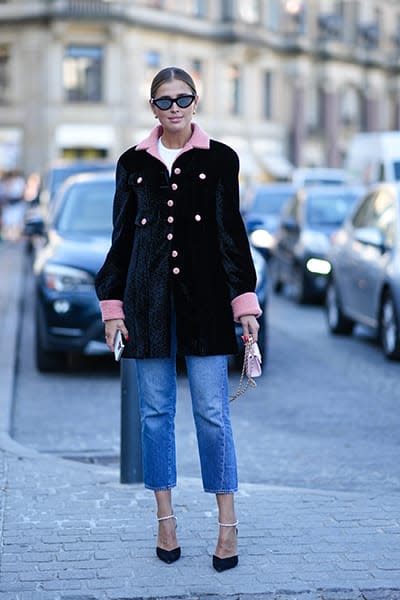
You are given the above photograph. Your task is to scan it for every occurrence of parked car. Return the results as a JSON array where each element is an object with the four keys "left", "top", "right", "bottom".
[
  {"left": 326, "top": 183, "right": 400, "bottom": 360},
  {"left": 33, "top": 171, "right": 268, "bottom": 372},
  {"left": 40, "top": 159, "right": 115, "bottom": 207},
  {"left": 346, "top": 131, "right": 400, "bottom": 185},
  {"left": 271, "top": 185, "right": 364, "bottom": 303},
  {"left": 33, "top": 172, "right": 115, "bottom": 372},
  {"left": 291, "top": 167, "right": 352, "bottom": 188},
  {"left": 244, "top": 183, "right": 296, "bottom": 260},
  {"left": 24, "top": 159, "right": 115, "bottom": 252},
  {"left": 292, "top": 167, "right": 352, "bottom": 188}
]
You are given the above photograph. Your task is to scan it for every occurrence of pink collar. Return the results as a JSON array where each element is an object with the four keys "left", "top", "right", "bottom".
[{"left": 135, "top": 123, "right": 210, "bottom": 164}]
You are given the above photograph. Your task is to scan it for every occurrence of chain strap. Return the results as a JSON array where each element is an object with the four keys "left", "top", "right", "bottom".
[{"left": 230, "top": 337, "right": 257, "bottom": 402}]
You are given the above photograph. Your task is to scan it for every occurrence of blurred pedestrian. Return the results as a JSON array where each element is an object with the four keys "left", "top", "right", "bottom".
[
  {"left": 23, "top": 172, "right": 41, "bottom": 205},
  {"left": 95, "top": 66, "right": 261, "bottom": 571},
  {"left": 1, "top": 170, "right": 25, "bottom": 240}
]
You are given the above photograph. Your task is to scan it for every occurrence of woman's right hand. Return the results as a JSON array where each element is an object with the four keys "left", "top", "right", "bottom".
[{"left": 104, "top": 319, "right": 129, "bottom": 352}]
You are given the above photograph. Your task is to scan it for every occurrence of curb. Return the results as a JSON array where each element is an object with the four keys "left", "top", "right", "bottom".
[{"left": 0, "top": 240, "right": 41, "bottom": 458}]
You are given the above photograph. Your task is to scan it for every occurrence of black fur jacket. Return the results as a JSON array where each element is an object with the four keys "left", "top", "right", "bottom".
[{"left": 95, "top": 125, "right": 260, "bottom": 358}]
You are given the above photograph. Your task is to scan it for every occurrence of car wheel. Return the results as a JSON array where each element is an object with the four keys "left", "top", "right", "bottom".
[
  {"left": 380, "top": 291, "right": 400, "bottom": 360},
  {"left": 36, "top": 335, "right": 67, "bottom": 373},
  {"left": 325, "top": 279, "right": 354, "bottom": 335},
  {"left": 269, "top": 258, "right": 282, "bottom": 294},
  {"left": 292, "top": 266, "right": 310, "bottom": 304},
  {"left": 35, "top": 308, "right": 67, "bottom": 373}
]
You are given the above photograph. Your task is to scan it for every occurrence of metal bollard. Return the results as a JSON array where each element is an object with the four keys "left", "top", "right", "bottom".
[{"left": 120, "top": 358, "right": 143, "bottom": 484}]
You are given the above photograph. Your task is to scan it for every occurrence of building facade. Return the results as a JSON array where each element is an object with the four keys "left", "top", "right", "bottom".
[{"left": 1, "top": 0, "right": 400, "bottom": 182}]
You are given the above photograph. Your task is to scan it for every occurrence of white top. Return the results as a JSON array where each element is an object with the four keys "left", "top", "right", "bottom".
[{"left": 158, "top": 138, "right": 182, "bottom": 175}]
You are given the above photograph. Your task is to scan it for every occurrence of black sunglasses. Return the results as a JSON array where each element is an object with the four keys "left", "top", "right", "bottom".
[{"left": 151, "top": 94, "right": 196, "bottom": 111}]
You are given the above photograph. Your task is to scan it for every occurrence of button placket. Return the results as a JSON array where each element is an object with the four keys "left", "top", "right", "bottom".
[{"left": 166, "top": 183, "right": 180, "bottom": 274}]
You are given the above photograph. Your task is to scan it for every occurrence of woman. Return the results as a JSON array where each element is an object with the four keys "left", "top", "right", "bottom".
[{"left": 95, "top": 67, "right": 261, "bottom": 571}]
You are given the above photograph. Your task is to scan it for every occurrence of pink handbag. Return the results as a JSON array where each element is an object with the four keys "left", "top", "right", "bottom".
[
  {"left": 246, "top": 339, "right": 262, "bottom": 377},
  {"left": 230, "top": 335, "right": 262, "bottom": 401}
]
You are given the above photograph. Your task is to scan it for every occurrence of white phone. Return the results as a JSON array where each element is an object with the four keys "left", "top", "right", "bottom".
[{"left": 114, "top": 330, "right": 125, "bottom": 362}]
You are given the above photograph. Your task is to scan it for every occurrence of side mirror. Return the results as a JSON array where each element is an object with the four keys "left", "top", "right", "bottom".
[
  {"left": 355, "top": 227, "right": 385, "bottom": 249},
  {"left": 23, "top": 217, "right": 46, "bottom": 238},
  {"left": 281, "top": 217, "right": 299, "bottom": 232}
]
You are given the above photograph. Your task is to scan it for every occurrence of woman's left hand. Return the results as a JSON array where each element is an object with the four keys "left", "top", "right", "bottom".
[{"left": 239, "top": 315, "right": 259, "bottom": 343}]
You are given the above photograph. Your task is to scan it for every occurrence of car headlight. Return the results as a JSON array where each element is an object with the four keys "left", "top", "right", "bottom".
[
  {"left": 42, "top": 264, "right": 94, "bottom": 292},
  {"left": 250, "top": 228, "right": 275, "bottom": 250},
  {"left": 306, "top": 258, "right": 331, "bottom": 275},
  {"left": 301, "top": 230, "right": 330, "bottom": 254}
]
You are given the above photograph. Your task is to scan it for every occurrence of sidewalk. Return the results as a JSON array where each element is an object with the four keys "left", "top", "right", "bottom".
[{"left": 1, "top": 239, "right": 400, "bottom": 600}]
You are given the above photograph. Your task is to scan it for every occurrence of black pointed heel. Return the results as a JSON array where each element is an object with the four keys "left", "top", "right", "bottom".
[
  {"left": 212, "top": 520, "right": 239, "bottom": 572},
  {"left": 156, "top": 545, "right": 181, "bottom": 564},
  {"left": 212, "top": 553, "right": 238, "bottom": 572},
  {"left": 156, "top": 514, "right": 181, "bottom": 564}
]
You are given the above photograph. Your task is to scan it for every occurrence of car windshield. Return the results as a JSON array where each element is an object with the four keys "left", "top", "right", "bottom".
[
  {"left": 251, "top": 190, "right": 294, "bottom": 214},
  {"left": 55, "top": 181, "right": 114, "bottom": 234},
  {"left": 306, "top": 192, "right": 359, "bottom": 226},
  {"left": 49, "top": 164, "right": 113, "bottom": 201},
  {"left": 393, "top": 162, "right": 400, "bottom": 180},
  {"left": 303, "top": 178, "right": 345, "bottom": 186}
]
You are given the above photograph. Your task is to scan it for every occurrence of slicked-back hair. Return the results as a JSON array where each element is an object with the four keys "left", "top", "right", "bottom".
[{"left": 150, "top": 67, "right": 197, "bottom": 98}]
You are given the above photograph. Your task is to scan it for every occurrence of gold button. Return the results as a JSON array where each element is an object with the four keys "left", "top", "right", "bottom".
[
  {"left": 199, "top": 173, "right": 206, "bottom": 180},
  {"left": 172, "top": 267, "right": 180, "bottom": 275},
  {"left": 141, "top": 217, "right": 147, "bottom": 225},
  {"left": 137, "top": 176, "right": 143, "bottom": 183},
  {"left": 174, "top": 167, "right": 181, "bottom": 175},
  {"left": 167, "top": 216, "right": 174, "bottom": 223},
  {"left": 167, "top": 233, "right": 173, "bottom": 240},
  {"left": 171, "top": 183, "right": 178, "bottom": 191},
  {"left": 194, "top": 214, "right": 201, "bottom": 222},
  {"left": 172, "top": 250, "right": 178, "bottom": 258},
  {"left": 167, "top": 200, "right": 174, "bottom": 207}
]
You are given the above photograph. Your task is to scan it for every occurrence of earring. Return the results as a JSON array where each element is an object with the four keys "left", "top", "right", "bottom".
[
  {"left": 193, "top": 110, "right": 196, "bottom": 115},
  {"left": 154, "top": 115, "right": 158, "bottom": 119}
]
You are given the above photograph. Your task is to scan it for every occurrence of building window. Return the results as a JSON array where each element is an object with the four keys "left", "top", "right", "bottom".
[
  {"left": 141, "top": 49, "right": 161, "bottom": 101},
  {"left": 227, "top": 64, "right": 241, "bottom": 115},
  {"left": 263, "top": 71, "right": 272, "bottom": 120},
  {"left": 238, "top": 0, "right": 260, "bottom": 24},
  {"left": 317, "top": 86, "right": 325, "bottom": 130},
  {"left": 191, "top": 59, "right": 203, "bottom": 110},
  {"left": 146, "top": 0, "right": 165, "bottom": 7},
  {"left": 283, "top": 0, "right": 306, "bottom": 33},
  {"left": 0, "top": 47, "right": 10, "bottom": 105},
  {"left": 221, "top": 0, "right": 233, "bottom": 21},
  {"left": 340, "top": 86, "right": 361, "bottom": 128},
  {"left": 306, "top": 85, "right": 319, "bottom": 134},
  {"left": 194, "top": 0, "right": 207, "bottom": 17},
  {"left": 63, "top": 45, "right": 103, "bottom": 102},
  {"left": 266, "top": 0, "right": 281, "bottom": 30},
  {"left": 145, "top": 49, "right": 160, "bottom": 69}
]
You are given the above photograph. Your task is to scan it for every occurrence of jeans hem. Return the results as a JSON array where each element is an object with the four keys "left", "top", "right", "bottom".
[
  {"left": 203, "top": 488, "right": 238, "bottom": 494},
  {"left": 144, "top": 483, "right": 177, "bottom": 491}
]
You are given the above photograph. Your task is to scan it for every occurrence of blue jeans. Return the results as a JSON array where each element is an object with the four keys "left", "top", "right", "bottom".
[{"left": 135, "top": 330, "right": 238, "bottom": 494}]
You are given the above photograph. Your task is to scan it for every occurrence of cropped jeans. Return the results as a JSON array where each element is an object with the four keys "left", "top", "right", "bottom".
[{"left": 135, "top": 322, "right": 238, "bottom": 494}]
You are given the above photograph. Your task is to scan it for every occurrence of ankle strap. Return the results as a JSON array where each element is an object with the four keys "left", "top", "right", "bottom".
[
  {"left": 157, "top": 514, "right": 177, "bottom": 522},
  {"left": 218, "top": 520, "right": 238, "bottom": 527}
]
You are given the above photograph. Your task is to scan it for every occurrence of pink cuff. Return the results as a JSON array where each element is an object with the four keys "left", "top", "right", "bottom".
[
  {"left": 231, "top": 292, "right": 262, "bottom": 322},
  {"left": 99, "top": 300, "right": 125, "bottom": 322}
]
